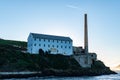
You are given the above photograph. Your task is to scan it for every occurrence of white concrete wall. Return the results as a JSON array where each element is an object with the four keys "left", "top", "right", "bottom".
[
  {"left": 27, "top": 34, "right": 33, "bottom": 53},
  {"left": 27, "top": 34, "right": 73, "bottom": 55},
  {"left": 73, "top": 55, "right": 91, "bottom": 68},
  {"left": 73, "top": 53, "right": 97, "bottom": 68}
]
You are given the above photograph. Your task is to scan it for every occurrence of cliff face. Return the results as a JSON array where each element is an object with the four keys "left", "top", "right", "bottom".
[{"left": 0, "top": 39, "right": 116, "bottom": 76}]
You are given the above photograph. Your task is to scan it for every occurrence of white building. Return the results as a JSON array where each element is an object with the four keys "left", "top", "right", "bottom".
[{"left": 27, "top": 33, "right": 73, "bottom": 55}]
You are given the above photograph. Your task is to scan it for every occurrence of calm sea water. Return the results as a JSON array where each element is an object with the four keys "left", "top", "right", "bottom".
[{"left": 5, "top": 71, "right": 120, "bottom": 80}]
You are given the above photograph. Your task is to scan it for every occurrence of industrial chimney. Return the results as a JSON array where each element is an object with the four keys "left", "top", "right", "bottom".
[{"left": 84, "top": 14, "right": 88, "bottom": 54}]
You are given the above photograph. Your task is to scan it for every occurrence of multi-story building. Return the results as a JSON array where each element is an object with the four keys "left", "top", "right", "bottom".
[{"left": 27, "top": 33, "right": 73, "bottom": 55}]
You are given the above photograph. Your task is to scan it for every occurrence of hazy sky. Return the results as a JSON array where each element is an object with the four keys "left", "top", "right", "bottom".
[{"left": 0, "top": 0, "right": 120, "bottom": 67}]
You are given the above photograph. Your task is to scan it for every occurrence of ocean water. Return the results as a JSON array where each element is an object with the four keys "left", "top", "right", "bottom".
[{"left": 5, "top": 71, "right": 120, "bottom": 80}]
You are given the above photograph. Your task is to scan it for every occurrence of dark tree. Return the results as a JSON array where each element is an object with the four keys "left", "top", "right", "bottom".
[{"left": 39, "top": 49, "right": 44, "bottom": 55}]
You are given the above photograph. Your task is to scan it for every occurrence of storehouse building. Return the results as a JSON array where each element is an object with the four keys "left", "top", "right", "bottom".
[{"left": 27, "top": 33, "right": 73, "bottom": 55}]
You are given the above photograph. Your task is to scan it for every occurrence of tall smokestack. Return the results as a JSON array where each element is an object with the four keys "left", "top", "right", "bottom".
[{"left": 84, "top": 14, "right": 88, "bottom": 54}]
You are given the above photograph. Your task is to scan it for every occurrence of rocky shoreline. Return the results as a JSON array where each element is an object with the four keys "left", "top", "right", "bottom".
[{"left": 0, "top": 69, "right": 117, "bottom": 79}]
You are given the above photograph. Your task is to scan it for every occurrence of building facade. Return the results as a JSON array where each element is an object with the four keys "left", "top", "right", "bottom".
[
  {"left": 73, "top": 46, "right": 97, "bottom": 68},
  {"left": 27, "top": 33, "right": 73, "bottom": 55}
]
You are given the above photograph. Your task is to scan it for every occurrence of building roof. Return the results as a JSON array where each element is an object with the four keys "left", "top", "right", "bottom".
[{"left": 30, "top": 33, "right": 72, "bottom": 41}]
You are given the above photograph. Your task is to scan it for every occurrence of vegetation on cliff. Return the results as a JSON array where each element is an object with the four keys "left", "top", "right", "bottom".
[
  {"left": 0, "top": 39, "right": 80, "bottom": 71},
  {"left": 0, "top": 39, "right": 116, "bottom": 76}
]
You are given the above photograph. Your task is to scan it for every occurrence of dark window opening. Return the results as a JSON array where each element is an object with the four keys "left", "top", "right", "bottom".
[
  {"left": 65, "top": 46, "right": 67, "bottom": 48},
  {"left": 52, "top": 45, "right": 54, "bottom": 47},
  {"left": 39, "top": 44, "right": 41, "bottom": 46},
  {"left": 44, "top": 44, "right": 45, "bottom": 47},
  {"left": 48, "top": 45, "right": 50, "bottom": 47},
  {"left": 39, "top": 39, "right": 41, "bottom": 41},
  {"left": 48, "top": 40, "right": 50, "bottom": 42},
  {"left": 44, "top": 39, "right": 45, "bottom": 41},
  {"left": 69, "top": 46, "right": 71, "bottom": 49}
]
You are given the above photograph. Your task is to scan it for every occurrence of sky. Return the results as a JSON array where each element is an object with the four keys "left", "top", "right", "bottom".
[{"left": 0, "top": 0, "right": 120, "bottom": 67}]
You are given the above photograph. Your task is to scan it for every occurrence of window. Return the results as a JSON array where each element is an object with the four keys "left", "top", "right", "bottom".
[
  {"left": 65, "top": 46, "right": 67, "bottom": 48},
  {"left": 48, "top": 45, "right": 50, "bottom": 47},
  {"left": 39, "top": 39, "right": 41, "bottom": 41},
  {"left": 91, "top": 55, "right": 94, "bottom": 57},
  {"left": 69, "top": 46, "right": 71, "bottom": 49},
  {"left": 34, "top": 43, "right": 36, "bottom": 46},
  {"left": 44, "top": 39, "right": 45, "bottom": 42},
  {"left": 85, "top": 58, "right": 88, "bottom": 64},
  {"left": 61, "top": 46, "right": 63, "bottom": 48},
  {"left": 44, "top": 44, "right": 45, "bottom": 47},
  {"left": 57, "top": 45, "right": 58, "bottom": 48},
  {"left": 53, "top": 40, "right": 54, "bottom": 42},
  {"left": 57, "top": 40, "right": 58, "bottom": 43},
  {"left": 48, "top": 40, "right": 50, "bottom": 42},
  {"left": 65, "top": 41, "right": 67, "bottom": 44},
  {"left": 34, "top": 38, "right": 36, "bottom": 41},
  {"left": 52, "top": 45, "right": 54, "bottom": 47},
  {"left": 39, "top": 44, "right": 41, "bottom": 46}
]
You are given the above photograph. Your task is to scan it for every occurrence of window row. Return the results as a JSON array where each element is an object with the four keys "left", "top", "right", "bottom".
[
  {"left": 34, "top": 43, "right": 71, "bottom": 49},
  {"left": 34, "top": 38, "right": 71, "bottom": 44}
]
